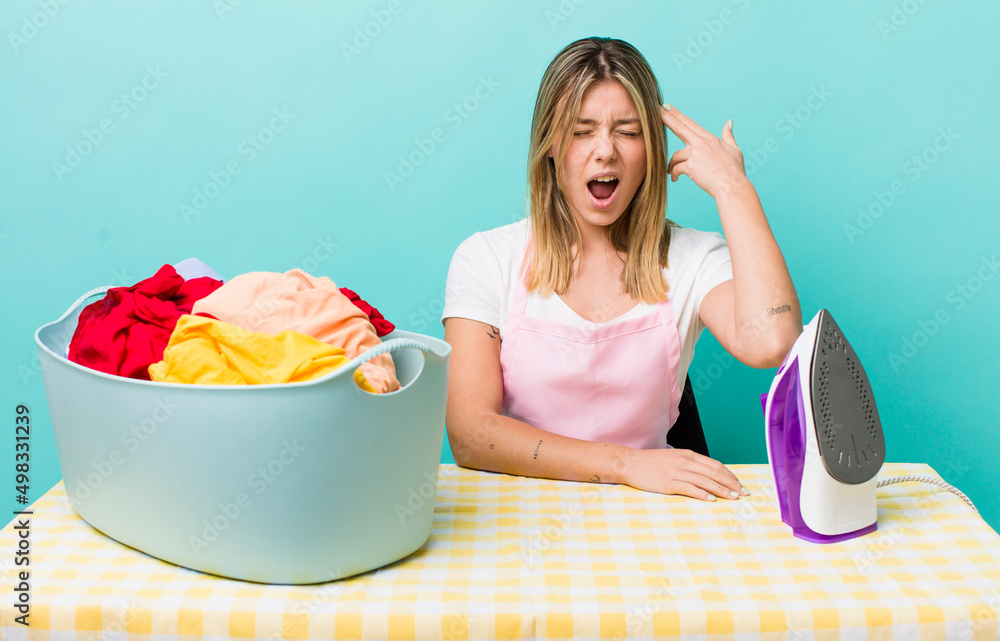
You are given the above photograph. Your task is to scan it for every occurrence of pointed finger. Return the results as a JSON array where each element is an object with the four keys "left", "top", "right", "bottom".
[
  {"left": 674, "top": 107, "right": 716, "bottom": 140},
  {"left": 660, "top": 105, "right": 700, "bottom": 146},
  {"left": 662, "top": 104, "right": 714, "bottom": 141}
]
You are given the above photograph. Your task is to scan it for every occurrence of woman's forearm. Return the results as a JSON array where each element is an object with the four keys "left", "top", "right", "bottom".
[
  {"left": 715, "top": 178, "right": 802, "bottom": 365},
  {"left": 451, "top": 411, "right": 633, "bottom": 485}
]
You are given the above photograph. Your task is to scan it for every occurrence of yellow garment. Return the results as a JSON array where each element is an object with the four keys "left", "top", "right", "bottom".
[
  {"left": 148, "top": 315, "right": 375, "bottom": 390},
  {"left": 191, "top": 269, "right": 399, "bottom": 393}
]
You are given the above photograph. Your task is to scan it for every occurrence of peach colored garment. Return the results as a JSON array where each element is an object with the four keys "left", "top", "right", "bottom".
[
  {"left": 191, "top": 269, "right": 398, "bottom": 392},
  {"left": 148, "top": 315, "right": 375, "bottom": 389}
]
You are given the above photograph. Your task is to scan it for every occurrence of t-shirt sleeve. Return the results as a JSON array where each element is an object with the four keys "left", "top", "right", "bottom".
[
  {"left": 690, "top": 230, "right": 734, "bottom": 326},
  {"left": 441, "top": 233, "right": 503, "bottom": 329}
]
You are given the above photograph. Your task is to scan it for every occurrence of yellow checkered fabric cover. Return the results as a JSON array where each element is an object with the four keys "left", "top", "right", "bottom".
[{"left": 1, "top": 463, "right": 998, "bottom": 639}]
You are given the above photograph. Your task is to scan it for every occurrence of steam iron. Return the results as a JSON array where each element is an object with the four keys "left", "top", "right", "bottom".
[{"left": 761, "top": 309, "right": 886, "bottom": 543}]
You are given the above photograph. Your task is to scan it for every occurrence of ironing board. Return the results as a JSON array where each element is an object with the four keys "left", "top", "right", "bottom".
[{"left": 2, "top": 463, "right": 998, "bottom": 640}]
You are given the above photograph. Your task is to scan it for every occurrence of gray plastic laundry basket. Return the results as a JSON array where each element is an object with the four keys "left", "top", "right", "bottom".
[{"left": 35, "top": 286, "right": 451, "bottom": 584}]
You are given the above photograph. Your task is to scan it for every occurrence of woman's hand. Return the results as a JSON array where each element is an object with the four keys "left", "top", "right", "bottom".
[
  {"left": 661, "top": 104, "right": 748, "bottom": 200},
  {"left": 619, "top": 446, "right": 749, "bottom": 501}
]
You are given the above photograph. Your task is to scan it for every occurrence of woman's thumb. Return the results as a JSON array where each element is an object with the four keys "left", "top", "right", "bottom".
[{"left": 722, "top": 119, "right": 737, "bottom": 145}]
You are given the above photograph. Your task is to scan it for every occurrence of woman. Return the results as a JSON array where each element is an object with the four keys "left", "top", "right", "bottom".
[{"left": 440, "top": 37, "right": 802, "bottom": 502}]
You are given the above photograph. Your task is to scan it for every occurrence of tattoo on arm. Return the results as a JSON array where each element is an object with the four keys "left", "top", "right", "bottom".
[
  {"left": 486, "top": 325, "right": 500, "bottom": 340},
  {"left": 766, "top": 304, "right": 792, "bottom": 316},
  {"left": 533, "top": 439, "right": 542, "bottom": 460},
  {"left": 590, "top": 445, "right": 607, "bottom": 482}
]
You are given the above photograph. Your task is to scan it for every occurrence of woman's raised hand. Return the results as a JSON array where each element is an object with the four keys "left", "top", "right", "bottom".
[
  {"left": 618, "top": 446, "right": 749, "bottom": 501},
  {"left": 661, "top": 104, "right": 748, "bottom": 200}
]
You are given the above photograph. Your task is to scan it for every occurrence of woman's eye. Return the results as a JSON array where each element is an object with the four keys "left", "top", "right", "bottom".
[{"left": 572, "top": 130, "right": 640, "bottom": 138}]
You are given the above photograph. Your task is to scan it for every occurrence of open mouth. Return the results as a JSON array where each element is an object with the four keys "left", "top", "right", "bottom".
[{"left": 587, "top": 178, "right": 619, "bottom": 209}]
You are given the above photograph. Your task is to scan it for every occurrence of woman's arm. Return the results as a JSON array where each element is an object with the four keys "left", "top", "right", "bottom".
[
  {"left": 660, "top": 105, "right": 802, "bottom": 367},
  {"left": 698, "top": 179, "right": 802, "bottom": 368},
  {"left": 443, "top": 316, "right": 747, "bottom": 500},
  {"left": 443, "top": 316, "right": 630, "bottom": 484}
]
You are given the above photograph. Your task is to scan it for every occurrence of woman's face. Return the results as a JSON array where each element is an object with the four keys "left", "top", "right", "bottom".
[{"left": 550, "top": 80, "right": 647, "bottom": 234}]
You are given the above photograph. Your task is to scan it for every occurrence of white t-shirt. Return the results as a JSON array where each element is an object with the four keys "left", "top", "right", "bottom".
[{"left": 441, "top": 218, "right": 733, "bottom": 390}]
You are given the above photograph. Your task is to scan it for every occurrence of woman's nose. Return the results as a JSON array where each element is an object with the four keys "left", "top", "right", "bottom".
[{"left": 592, "top": 130, "right": 616, "bottom": 161}]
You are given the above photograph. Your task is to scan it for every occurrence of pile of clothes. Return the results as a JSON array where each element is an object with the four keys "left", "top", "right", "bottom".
[{"left": 67, "top": 258, "right": 399, "bottom": 391}]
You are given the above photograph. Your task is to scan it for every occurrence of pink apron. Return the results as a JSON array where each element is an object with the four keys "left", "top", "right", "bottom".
[{"left": 499, "top": 237, "right": 683, "bottom": 450}]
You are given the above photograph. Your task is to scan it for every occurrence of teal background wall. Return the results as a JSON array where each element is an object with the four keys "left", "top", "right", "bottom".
[{"left": 2, "top": 1, "right": 997, "bottom": 532}]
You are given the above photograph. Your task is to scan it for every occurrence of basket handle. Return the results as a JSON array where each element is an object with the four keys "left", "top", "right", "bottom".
[
  {"left": 346, "top": 338, "right": 431, "bottom": 368},
  {"left": 335, "top": 337, "right": 434, "bottom": 391},
  {"left": 51, "top": 285, "right": 116, "bottom": 325}
]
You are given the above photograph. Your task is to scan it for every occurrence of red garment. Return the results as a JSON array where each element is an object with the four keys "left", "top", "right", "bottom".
[
  {"left": 68, "top": 265, "right": 223, "bottom": 380},
  {"left": 339, "top": 286, "right": 395, "bottom": 337}
]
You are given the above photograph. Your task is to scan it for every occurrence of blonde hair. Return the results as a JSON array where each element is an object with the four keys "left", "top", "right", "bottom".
[{"left": 525, "top": 37, "right": 676, "bottom": 303}]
